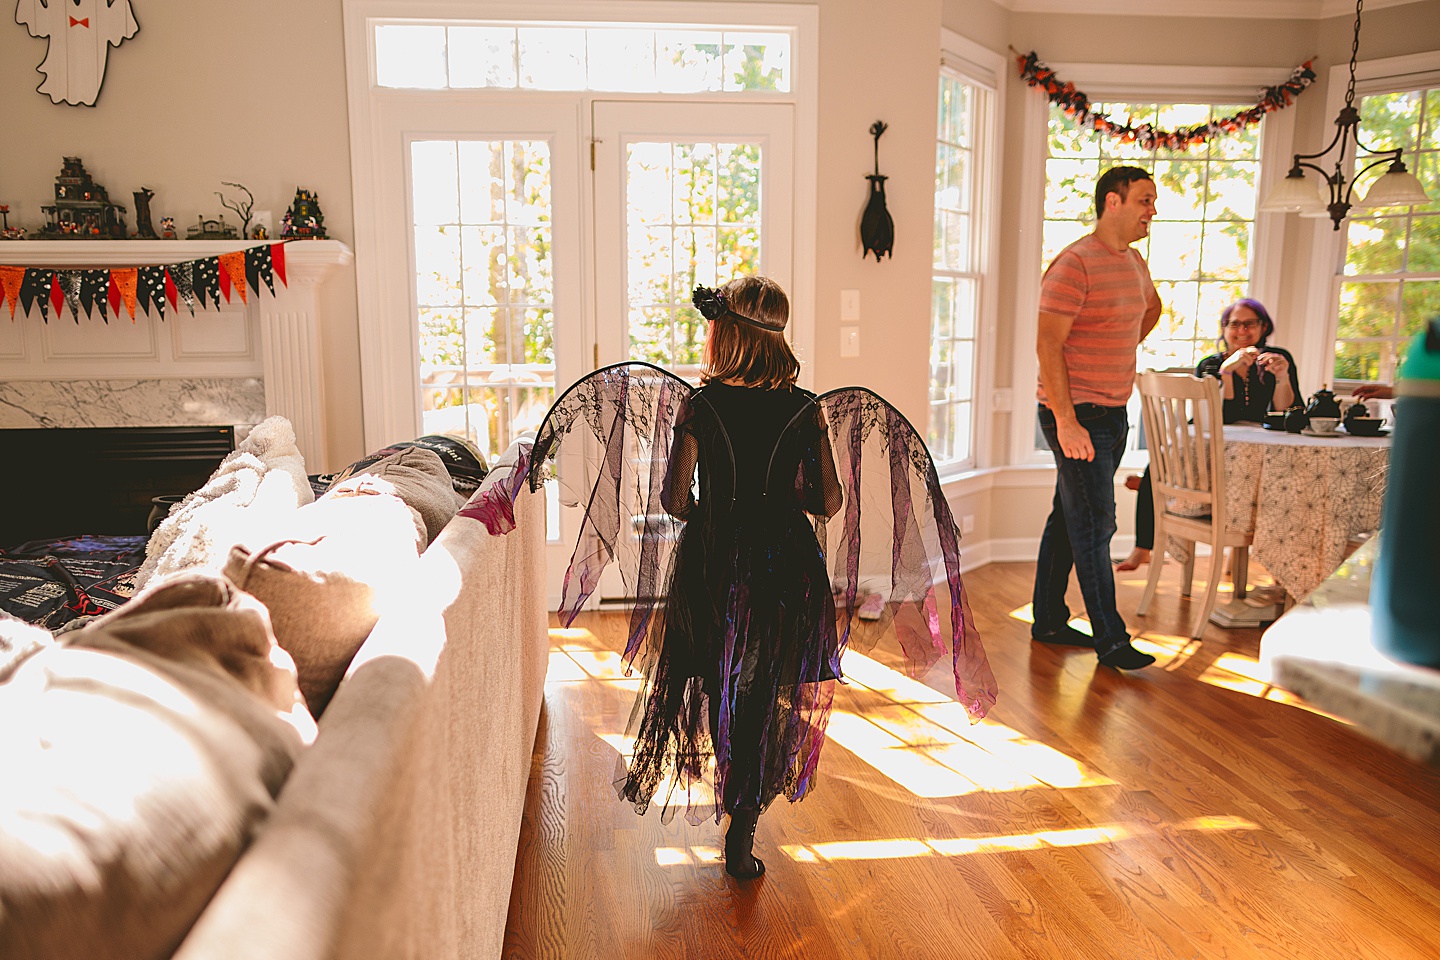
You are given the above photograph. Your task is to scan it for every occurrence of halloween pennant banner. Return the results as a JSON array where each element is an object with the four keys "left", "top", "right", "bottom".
[
  {"left": 0, "top": 241, "right": 290, "bottom": 323},
  {"left": 1015, "top": 50, "right": 1316, "bottom": 151}
]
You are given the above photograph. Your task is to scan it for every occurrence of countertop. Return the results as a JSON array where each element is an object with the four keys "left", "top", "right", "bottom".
[{"left": 1260, "top": 535, "right": 1440, "bottom": 766}]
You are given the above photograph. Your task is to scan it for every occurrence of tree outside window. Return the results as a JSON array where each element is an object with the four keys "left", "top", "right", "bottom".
[
  {"left": 1044, "top": 101, "right": 1261, "bottom": 374},
  {"left": 1335, "top": 86, "right": 1440, "bottom": 386},
  {"left": 930, "top": 72, "right": 982, "bottom": 467}
]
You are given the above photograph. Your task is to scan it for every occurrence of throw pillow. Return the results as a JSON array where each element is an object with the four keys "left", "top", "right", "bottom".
[
  {"left": 0, "top": 573, "right": 310, "bottom": 960},
  {"left": 354, "top": 446, "right": 465, "bottom": 546},
  {"left": 311, "top": 433, "right": 489, "bottom": 499},
  {"left": 224, "top": 483, "right": 425, "bottom": 716}
]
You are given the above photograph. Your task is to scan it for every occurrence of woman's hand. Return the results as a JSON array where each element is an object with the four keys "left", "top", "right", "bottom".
[
  {"left": 1219, "top": 346, "right": 1258, "bottom": 377},
  {"left": 1256, "top": 351, "right": 1289, "bottom": 379},
  {"left": 1354, "top": 383, "right": 1394, "bottom": 400}
]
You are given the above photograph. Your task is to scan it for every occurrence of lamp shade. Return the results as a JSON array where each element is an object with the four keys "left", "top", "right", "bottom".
[
  {"left": 1259, "top": 173, "right": 1328, "bottom": 215},
  {"left": 1356, "top": 168, "right": 1433, "bottom": 209}
]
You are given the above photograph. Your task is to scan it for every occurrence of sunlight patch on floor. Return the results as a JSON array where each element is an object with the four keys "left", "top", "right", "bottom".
[
  {"left": 1005, "top": 604, "right": 1094, "bottom": 637},
  {"left": 547, "top": 629, "right": 645, "bottom": 685},
  {"left": 826, "top": 651, "right": 1111, "bottom": 796},
  {"left": 778, "top": 815, "right": 1260, "bottom": 863},
  {"left": 839, "top": 652, "right": 950, "bottom": 704},
  {"left": 653, "top": 845, "right": 723, "bottom": 866}
]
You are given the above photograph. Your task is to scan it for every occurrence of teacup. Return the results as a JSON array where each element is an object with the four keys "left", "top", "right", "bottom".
[{"left": 1309, "top": 416, "right": 1340, "bottom": 435}]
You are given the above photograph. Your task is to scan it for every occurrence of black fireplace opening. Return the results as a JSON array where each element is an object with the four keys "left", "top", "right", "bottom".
[{"left": 1, "top": 426, "right": 236, "bottom": 549}]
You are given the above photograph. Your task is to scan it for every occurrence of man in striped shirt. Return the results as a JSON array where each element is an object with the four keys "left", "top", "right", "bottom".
[{"left": 1032, "top": 166, "right": 1162, "bottom": 670}]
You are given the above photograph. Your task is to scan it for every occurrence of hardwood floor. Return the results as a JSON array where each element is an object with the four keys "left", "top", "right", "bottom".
[{"left": 502, "top": 559, "right": 1440, "bottom": 959}]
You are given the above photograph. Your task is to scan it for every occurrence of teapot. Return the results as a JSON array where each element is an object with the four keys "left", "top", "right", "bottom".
[
  {"left": 1283, "top": 404, "right": 1309, "bottom": 434},
  {"left": 1305, "top": 386, "right": 1343, "bottom": 419},
  {"left": 1344, "top": 399, "right": 1370, "bottom": 423}
]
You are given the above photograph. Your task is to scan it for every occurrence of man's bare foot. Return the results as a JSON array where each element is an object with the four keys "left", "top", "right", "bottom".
[{"left": 1116, "top": 547, "right": 1151, "bottom": 571}]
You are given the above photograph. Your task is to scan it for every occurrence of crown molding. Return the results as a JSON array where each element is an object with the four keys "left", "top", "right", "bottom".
[{"left": 1003, "top": 0, "right": 1420, "bottom": 20}]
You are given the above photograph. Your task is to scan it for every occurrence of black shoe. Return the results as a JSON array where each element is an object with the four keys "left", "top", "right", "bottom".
[
  {"left": 1031, "top": 625, "right": 1096, "bottom": 648},
  {"left": 1097, "top": 641, "right": 1156, "bottom": 670},
  {"left": 725, "top": 808, "right": 766, "bottom": 880}
]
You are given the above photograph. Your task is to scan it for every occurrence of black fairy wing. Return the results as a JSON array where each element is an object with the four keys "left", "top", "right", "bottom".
[
  {"left": 527, "top": 362, "right": 715, "bottom": 662},
  {"left": 792, "top": 387, "right": 996, "bottom": 720}
]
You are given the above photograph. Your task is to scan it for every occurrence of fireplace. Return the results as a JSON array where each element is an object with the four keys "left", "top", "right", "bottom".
[{"left": 0, "top": 426, "right": 236, "bottom": 548}]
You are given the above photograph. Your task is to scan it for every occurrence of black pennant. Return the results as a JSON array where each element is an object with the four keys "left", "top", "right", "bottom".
[
  {"left": 19, "top": 269, "right": 51, "bottom": 322},
  {"left": 79, "top": 270, "right": 109, "bottom": 321},
  {"left": 245, "top": 244, "right": 275, "bottom": 297},
  {"left": 193, "top": 257, "right": 219, "bottom": 310},
  {"left": 138, "top": 265, "right": 167, "bottom": 320},
  {"left": 170, "top": 261, "right": 196, "bottom": 315},
  {"left": 57, "top": 270, "right": 83, "bottom": 322}
]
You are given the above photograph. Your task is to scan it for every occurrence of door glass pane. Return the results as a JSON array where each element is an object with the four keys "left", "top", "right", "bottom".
[
  {"left": 625, "top": 140, "right": 762, "bottom": 368},
  {"left": 413, "top": 138, "right": 555, "bottom": 463}
]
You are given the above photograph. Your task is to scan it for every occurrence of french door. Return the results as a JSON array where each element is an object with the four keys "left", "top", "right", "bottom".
[
  {"left": 375, "top": 96, "right": 793, "bottom": 605},
  {"left": 592, "top": 101, "right": 795, "bottom": 370}
]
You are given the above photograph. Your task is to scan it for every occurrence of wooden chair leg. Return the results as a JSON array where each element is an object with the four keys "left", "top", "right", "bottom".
[
  {"left": 1137, "top": 519, "right": 1166, "bottom": 617},
  {"left": 1232, "top": 546, "right": 1250, "bottom": 601},
  {"left": 1180, "top": 547, "right": 1195, "bottom": 598},
  {"left": 1191, "top": 539, "right": 1226, "bottom": 639}
]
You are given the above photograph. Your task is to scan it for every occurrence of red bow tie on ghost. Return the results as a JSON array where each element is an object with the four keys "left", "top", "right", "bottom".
[{"left": 70, "top": 16, "right": 89, "bottom": 27}]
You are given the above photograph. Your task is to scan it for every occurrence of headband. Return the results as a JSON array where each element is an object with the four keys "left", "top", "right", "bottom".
[{"left": 692, "top": 285, "right": 787, "bottom": 332}]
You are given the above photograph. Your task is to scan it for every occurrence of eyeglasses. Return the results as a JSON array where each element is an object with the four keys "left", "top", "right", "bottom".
[{"left": 1223, "top": 320, "right": 1262, "bottom": 331}]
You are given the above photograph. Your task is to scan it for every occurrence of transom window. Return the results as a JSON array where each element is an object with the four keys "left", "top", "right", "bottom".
[
  {"left": 375, "top": 24, "right": 790, "bottom": 93},
  {"left": 1044, "top": 101, "right": 1261, "bottom": 373},
  {"left": 1334, "top": 84, "right": 1440, "bottom": 385}
]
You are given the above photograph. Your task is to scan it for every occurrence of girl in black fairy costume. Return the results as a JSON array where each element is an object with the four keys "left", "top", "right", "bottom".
[{"left": 528, "top": 276, "right": 996, "bottom": 883}]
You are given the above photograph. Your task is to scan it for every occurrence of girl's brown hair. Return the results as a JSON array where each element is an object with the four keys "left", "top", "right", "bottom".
[{"left": 701, "top": 276, "right": 800, "bottom": 389}]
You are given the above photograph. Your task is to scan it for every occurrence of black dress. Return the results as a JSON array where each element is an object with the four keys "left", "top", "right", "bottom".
[
  {"left": 527, "top": 363, "right": 996, "bottom": 826},
  {"left": 627, "top": 382, "right": 844, "bottom": 818},
  {"left": 1196, "top": 345, "right": 1302, "bottom": 424}
]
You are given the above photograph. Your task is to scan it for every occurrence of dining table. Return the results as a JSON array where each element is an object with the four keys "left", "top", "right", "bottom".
[{"left": 1205, "top": 423, "right": 1392, "bottom": 603}]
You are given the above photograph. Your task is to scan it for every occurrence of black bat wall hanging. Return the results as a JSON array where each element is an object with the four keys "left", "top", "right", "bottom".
[{"left": 860, "top": 120, "right": 894, "bottom": 262}]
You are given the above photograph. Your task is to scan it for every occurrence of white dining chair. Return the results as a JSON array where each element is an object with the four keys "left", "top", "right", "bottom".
[{"left": 1135, "top": 370, "right": 1254, "bottom": 639}]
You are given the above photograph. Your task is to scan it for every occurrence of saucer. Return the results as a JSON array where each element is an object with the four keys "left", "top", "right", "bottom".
[{"left": 1301, "top": 428, "right": 1343, "bottom": 437}]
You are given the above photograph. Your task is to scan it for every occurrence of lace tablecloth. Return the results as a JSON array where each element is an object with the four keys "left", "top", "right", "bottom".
[{"left": 1168, "top": 424, "right": 1391, "bottom": 602}]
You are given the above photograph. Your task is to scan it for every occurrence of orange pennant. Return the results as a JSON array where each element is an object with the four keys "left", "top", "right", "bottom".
[
  {"left": 113, "top": 268, "right": 138, "bottom": 321},
  {"left": 0, "top": 266, "right": 24, "bottom": 319},
  {"left": 219, "top": 251, "right": 247, "bottom": 304}
]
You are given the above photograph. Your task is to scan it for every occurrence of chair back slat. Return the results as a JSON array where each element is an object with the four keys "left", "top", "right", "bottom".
[{"left": 1138, "top": 370, "right": 1225, "bottom": 514}]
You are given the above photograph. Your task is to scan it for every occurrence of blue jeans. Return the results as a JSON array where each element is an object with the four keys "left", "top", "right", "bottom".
[{"left": 1033, "top": 403, "right": 1130, "bottom": 650}]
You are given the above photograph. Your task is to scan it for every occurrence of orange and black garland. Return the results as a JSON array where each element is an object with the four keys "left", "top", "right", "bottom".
[
  {"left": 0, "top": 241, "right": 289, "bottom": 323},
  {"left": 1014, "top": 50, "right": 1317, "bottom": 151}
]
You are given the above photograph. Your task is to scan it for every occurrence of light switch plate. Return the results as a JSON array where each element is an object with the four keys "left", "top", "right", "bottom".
[
  {"left": 840, "top": 326, "right": 860, "bottom": 358},
  {"left": 840, "top": 289, "right": 861, "bottom": 322}
]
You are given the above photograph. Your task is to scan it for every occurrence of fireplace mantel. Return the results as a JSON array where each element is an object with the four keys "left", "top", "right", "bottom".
[{"left": 0, "top": 239, "right": 352, "bottom": 469}]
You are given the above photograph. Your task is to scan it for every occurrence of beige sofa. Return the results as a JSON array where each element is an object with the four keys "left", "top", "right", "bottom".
[
  {"left": 0, "top": 438, "right": 549, "bottom": 960},
  {"left": 174, "top": 479, "right": 548, "bottom": 960}
]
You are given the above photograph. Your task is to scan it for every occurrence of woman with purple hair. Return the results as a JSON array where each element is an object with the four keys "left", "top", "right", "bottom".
[{"left": 1117, "top": 298, "right": 1302, "bottom": 571}]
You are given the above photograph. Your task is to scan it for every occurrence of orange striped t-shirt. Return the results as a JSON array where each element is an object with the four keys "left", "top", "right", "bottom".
[{"left": 1036, "top": 233, "right": 1160, "bottom": 408}]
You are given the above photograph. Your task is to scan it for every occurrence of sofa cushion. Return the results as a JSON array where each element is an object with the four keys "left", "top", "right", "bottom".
[
  {"left": 0, "top": 573, "right": 310, "bottom": 960},
  {"left": 224, "top": 482, "right": 425, "bottom": 717}
]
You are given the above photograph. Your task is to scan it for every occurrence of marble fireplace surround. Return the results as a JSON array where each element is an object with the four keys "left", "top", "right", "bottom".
[{"left": 0, "top": 240, "right": 351, "bottom": 466}]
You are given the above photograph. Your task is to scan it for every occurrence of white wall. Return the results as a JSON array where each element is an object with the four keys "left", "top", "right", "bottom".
[{"left": 5, "top": 0, "right": 1437, "bottom": 551}]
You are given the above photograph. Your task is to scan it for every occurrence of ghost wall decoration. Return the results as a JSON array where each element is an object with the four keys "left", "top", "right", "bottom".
[
  {"left": 16, "top": 0, "right": 140, "bottom": 106},
  {"left": 860, "top": 120, "right": 894, "bottom": 262}
]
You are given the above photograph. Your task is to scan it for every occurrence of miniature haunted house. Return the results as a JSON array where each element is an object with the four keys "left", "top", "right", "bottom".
[{"left": 40, "top": 158, "right": 127, "bottom": 238}]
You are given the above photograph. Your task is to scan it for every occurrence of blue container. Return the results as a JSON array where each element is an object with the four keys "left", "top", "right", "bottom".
[{"left": 1371, "top": 320, "right": 1440, "bottom": 667}]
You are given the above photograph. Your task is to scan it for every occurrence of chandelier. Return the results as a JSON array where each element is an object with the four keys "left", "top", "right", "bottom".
[{"left": 1258, "top": 0, "right": 1431, "bottom": 230}]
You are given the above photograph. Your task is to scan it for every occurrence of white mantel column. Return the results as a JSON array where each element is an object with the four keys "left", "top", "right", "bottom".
[{"left": 260, "top": 240, "right": 352, "bottom": 470}]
